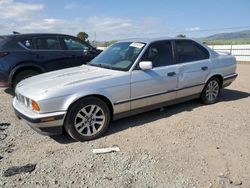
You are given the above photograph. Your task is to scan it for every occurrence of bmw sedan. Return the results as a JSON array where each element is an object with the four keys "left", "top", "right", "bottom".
[{"left": 13, "top": 37, "right": 237, "bottom": 141}]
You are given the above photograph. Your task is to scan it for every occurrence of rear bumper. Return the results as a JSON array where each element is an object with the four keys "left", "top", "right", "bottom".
[
  {"left": 0, "top": 70, "right": 9, "bottom": 87},
  {"left": 13, "top": 98, "right": 66, "bottom": 136},
  {"left": 222, "top": 73, "right": 238, "bottom": 88}
]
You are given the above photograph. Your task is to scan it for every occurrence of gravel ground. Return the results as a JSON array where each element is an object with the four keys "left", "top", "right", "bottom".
[{"left": 0, "top": 64, "right": 250, "bottom": 188}]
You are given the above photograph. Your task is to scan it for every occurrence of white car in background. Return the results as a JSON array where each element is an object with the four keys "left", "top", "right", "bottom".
[{"left": 13, "top": 37, "right": 237, "bottom": 141}]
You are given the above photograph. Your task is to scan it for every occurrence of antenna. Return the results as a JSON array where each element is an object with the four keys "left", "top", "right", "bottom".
[{"left": 13, "top": 31, "right": 20, "bottom": 34}]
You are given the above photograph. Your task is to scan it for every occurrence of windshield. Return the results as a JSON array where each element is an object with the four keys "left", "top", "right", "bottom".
[{"left": 88, "top": 42, "right": 145, "bottom": 71}]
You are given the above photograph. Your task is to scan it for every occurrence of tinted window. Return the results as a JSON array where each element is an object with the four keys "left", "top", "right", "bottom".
[
  {"left": 1, "top": 37, "right": 23, "bottom": 50},
  {"left": 0, "top": 36, "right": 10, "bottom": 47},
  {"left": 35, "top": 37, "right": 61, "bottom": 50},
  {"left": 63, "top": 37, "right": 88, "bottom": 50},
  {"left": 174, "top": 40, "right": 209, "bottom": 63},
  {"left": 20, "top": 39, "right": 33, "bottom": 49},
  {"left": 140, "top": 41, "right": 173, "bottom": 68},
  {"left": 0, "top": 36, "right": 5, "bottom": 44}
]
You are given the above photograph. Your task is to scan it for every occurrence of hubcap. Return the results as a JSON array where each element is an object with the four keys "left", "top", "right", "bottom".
[
  {"left": 74, "top": 105, "right": 105, "bottom": 136},
  {"left": 205, "top": 80, "right": 219, "bottom": 101}
]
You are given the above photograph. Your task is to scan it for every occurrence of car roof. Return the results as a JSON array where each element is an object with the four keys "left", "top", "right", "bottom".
[
  {"left": 0, "top": 33, "right": 75, "bottom": 38},
  {"left": 119, "top": 37, "right": 197, "bottom": 44}
]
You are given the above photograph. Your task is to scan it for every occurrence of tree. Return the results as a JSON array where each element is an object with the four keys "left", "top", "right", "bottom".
[
  {"left": 177, "top": 34, "right": 186, "bottom": 38},
  {"left": 77, "top": 32, "right": 89, "bottom": 41}
]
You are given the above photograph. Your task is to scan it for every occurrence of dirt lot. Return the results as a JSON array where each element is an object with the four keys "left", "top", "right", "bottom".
[{"left": 0, "top": 64, "right": 250, "bottom": 188}]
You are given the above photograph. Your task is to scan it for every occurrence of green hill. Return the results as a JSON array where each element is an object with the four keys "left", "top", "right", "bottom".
[{"left": 202, "top": 30, "right": 250, "bottom": 45}]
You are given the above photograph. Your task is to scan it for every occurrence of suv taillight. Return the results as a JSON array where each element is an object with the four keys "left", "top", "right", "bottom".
[{"left": 0, "top": 52, "right": 9, "bottom": 58}]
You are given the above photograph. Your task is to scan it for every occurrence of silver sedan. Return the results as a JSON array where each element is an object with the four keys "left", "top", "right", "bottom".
[{"left": 13, "top": 37, "right": 237, "bottom": 141}]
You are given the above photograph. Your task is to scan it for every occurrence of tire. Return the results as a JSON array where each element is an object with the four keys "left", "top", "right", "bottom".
[
  {"left": 200, "top": 77, "right": 221, "bottom": 104},
  {"left": 13, "top": 69, "right": 40, "bottom": 88},
  {"left": 64, "top": 97, "right": 110, "bottom": 141}
]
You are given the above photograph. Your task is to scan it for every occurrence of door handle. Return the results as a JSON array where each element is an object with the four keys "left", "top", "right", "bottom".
[
  {"left": 201, "top": 66, "right": 208, "bottom": 71},
  {"left": 167, "top": 72, "right": 176, "bottom": 77},
  {"left": 35, "top": 54, "right": 44, "bottom": 60}
]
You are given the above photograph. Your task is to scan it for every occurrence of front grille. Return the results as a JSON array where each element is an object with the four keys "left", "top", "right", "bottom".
[{"left": 16, "top": 92, "right": 31, "bottom": 108}]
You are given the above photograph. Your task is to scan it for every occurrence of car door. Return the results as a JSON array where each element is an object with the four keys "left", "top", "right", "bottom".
[
  {"left": 130, "top": 41, "right": 178, "bottom": 110},
  {"left": 174, "top": 40, "right": 211, "bottom": 98},
  {"left": 61, "top": 36, "right": 97, "bottom": 67},
  {"left": 32, "top": 36, "right": 69, "bottom": 71}
]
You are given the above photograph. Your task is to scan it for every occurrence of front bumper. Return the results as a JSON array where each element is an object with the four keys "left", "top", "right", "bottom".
[{"left": 13, "top": 98, "right": 66, "bottom": 136}]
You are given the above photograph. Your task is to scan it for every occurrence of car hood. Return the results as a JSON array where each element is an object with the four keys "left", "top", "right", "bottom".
[{"left": 16, "top": 65, "right": 117, "bottom": 99}]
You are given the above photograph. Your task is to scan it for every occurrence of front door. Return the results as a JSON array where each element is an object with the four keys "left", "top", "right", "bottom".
[
  {"left": 131, "top": 41, "right": 178, "bottom": 110},
  {"left": 61, "top": 36, "right": 96, "bottom": 67},
  {"left": 32, "top": 36, "right": 69, "bottom": 71}
]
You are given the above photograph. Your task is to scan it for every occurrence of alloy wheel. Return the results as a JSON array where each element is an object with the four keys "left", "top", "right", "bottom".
[
  {"left": 74, "top": 105, "right": 105, "bottom": 136},
  {"left": 205, "top": 80, "right": 219, "bottom": 101}
]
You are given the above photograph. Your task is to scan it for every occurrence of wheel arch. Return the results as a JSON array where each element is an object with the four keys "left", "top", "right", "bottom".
[
  {"left": 66, "top": 94, "right": 114, "bottom": 120},
  {"left": 9, "top": 62, "right": 45, "bottom": 86},
  {"left": 205, "top": 74, "right": 223, "bottom": 87}
]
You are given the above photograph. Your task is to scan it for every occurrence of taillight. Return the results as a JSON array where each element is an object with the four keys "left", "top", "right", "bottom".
[{"left": 0, "top": 52, "right": 9, "bottom": 58}]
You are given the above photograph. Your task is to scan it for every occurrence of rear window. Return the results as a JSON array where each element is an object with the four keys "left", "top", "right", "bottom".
[
  {"left": 19, "top": 39, "right": 33, "bottom": 49},
  {"left": 0, "top": 36, "right": 15, "bottom": 50},
  {"left": 0, "top": 36, "right": 5, "bottom": 43},
  {"left": 0, "top": 36, "right": 8, "bottom": 46},
  {"left": 174, "top": 40, "right": 209, "bottom": 63}
]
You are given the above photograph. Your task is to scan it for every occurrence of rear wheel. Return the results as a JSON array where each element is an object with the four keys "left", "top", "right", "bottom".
[
  {"left": 13, "top": 69, "right": 40, "bottom": 88},
  {"left": 64, "top": 97, "right": 110, "bottom": 141},
  {"left": 200, "top": 77, "right": 221, "bottom": 104}
]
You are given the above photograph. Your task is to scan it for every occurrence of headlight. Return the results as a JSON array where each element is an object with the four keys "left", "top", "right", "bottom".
[{"left": 16, "top": 92, "right": 40, "bottom": 112}]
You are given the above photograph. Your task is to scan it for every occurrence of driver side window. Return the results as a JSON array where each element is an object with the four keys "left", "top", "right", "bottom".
[
  {"left": 140, "top": 41, "right": 173, "bottom": 68},
  {"left": 63, "top": 37, "right": 88, "bottom": 50}
]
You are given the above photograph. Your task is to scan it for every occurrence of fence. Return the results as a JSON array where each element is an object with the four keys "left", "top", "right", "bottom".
[{"left": 208, "top": 44, "right": 250, "bottom": 62}]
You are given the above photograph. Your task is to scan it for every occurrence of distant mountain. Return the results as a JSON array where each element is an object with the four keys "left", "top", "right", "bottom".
[{"left": 204, "top": 30, "right": 250, "bottom": 40}]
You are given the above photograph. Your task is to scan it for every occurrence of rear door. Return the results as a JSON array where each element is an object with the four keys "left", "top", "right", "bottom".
[
  {"left": 32, "top": 36, "right": 69, "bottom": 71},
  {"left": 130, "top": 40, "right": 178, "bottom": 110},
  {"left": 61, "top": 36, "right": 97, "bottom": 67},
  {"left": 173, "top": 40, "right": 211, "bottom": 98}
]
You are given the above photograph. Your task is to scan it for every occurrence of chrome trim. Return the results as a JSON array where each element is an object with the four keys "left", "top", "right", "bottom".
[
  {"left": 114, "top": 94, "right": 200, "bottom": 120},
  {"left": 115, "top": 89, "right": 175, "bottom": 105},
  {"left": 114, "top": 83, "right": 205, "bottom": 105},
  {"left": 223, "top": 73, "right": 238, "bottom": 80}
]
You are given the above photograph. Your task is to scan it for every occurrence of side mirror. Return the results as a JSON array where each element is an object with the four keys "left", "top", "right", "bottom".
[
  {"left": 83, "top": 47, "right": 89, "bottom": 54},
  {"left": 139, "top": 61, "right": 152, "bottom": 70}
]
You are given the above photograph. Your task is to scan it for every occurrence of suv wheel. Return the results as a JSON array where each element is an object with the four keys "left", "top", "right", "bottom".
[
  {"left": 64, "top": 97, "right": 110, "bottom": 141},
  {"left": 13, "top": 69, "right": 40, "bottom": 88},
  {"left": 200, "top": 77, "right": 221, "bottom": 104}
]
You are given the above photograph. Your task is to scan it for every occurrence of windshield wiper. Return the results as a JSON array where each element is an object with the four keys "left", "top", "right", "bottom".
[{"left": 89, "top": 63, "right": 113, "bottom": 70}]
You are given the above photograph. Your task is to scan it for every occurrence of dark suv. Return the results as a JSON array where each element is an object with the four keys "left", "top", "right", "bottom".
[{"left": 0, "top": 33, "right": 101, "bottom": 88}]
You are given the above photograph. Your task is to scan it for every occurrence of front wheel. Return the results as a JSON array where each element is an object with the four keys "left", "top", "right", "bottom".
[
  {"left": 200, "top": 77, "right": 221, "bottom": 104},
  {"left": 64, "top": 97, "right": 110, "bottom": 141}
]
